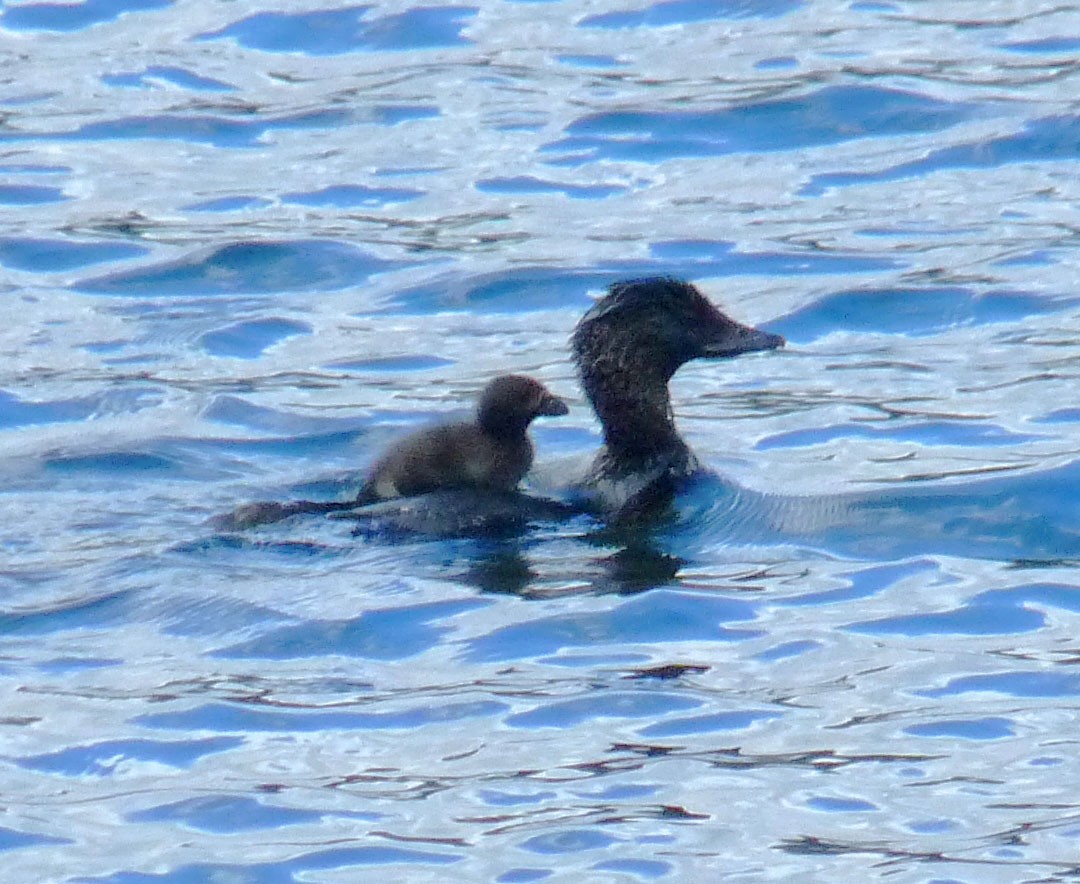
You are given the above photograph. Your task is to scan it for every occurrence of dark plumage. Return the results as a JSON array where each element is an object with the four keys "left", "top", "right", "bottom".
[
  {"left": 218, "top": 374, "right": 566, "bottom": 530},
  {"left": 571, "top": 277, "right": 784, "bottom": 519}
]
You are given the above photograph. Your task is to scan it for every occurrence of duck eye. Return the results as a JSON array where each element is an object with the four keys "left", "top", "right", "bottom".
[{"left": 694, "top": 298, "right": 724, "bottom": 326}]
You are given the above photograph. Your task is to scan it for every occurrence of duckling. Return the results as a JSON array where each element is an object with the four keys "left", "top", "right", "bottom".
[
  {"left": 218, "top": 374, "right": 566, "bottom": 530},
  {"left": 359, "top": 373, "right": 568, "bottom": 501}
]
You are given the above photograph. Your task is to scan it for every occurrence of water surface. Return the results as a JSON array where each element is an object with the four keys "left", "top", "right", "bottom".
[{"left": 1, "top": 0, "right": 1078, "bottom": 881}]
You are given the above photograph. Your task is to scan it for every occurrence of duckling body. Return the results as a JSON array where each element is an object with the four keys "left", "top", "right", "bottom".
[{"left": 358, "top": 373, "right": 568, "bottom": 502}]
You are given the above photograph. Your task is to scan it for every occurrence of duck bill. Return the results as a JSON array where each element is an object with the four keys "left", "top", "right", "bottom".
[{"left": 702, "top": 323, "right": 785, "bottom": 358}]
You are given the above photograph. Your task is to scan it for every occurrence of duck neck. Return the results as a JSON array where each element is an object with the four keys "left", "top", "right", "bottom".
[{"left": 581, "top": 356, "right": 687, "bottom": 471}]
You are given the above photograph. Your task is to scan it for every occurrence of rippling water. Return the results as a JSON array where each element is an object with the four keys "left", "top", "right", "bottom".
[{"left": 2, "top": 1, "right": 1079, "bottom": 881}]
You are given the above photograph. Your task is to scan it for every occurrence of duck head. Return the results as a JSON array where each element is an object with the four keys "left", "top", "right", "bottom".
[{"left": 574, "top": 277, "right": 784, "bottom": 379}]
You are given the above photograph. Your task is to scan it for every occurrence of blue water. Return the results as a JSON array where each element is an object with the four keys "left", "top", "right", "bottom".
[{"left": 1, "top": 0, "right": 1078, "bottom": 881}]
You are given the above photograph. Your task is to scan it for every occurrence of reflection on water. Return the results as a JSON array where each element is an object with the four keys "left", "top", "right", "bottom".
[{"left": 1, "top": 0, "right": 1079, "bottom": 880}]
